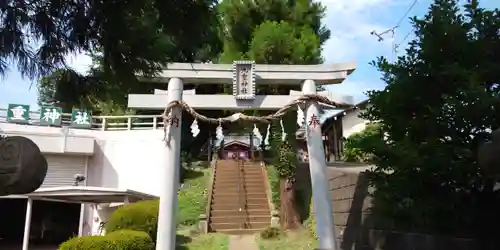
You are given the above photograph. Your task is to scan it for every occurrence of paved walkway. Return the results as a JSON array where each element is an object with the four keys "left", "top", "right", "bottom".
[{"left": 228, "top": 235, "right": 259, "bottom": 250}]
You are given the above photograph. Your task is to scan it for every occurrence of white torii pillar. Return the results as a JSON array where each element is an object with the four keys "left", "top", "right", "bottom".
[
  {"left": 302, "top": 79, "right": 338, "bottom": 250},
  {"left": 22, "top": 198, "right": 33, "bottom": 250},
  {"left": 156, "top": 78, "right": 184, "bottom": 250}
]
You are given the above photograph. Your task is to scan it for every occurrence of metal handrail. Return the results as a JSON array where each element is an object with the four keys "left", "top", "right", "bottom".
[
  {"left": 0, "top": 108, "right": 163, "bottom": 131},
  {"left": 204, "top": 159, "right": 217, "bottom": 233},
  {"left": 236, "top": 157, "right": 244, "bottom": 229},
  {"left": 242, "top": 159, "right": 250, "bottom": 229}
]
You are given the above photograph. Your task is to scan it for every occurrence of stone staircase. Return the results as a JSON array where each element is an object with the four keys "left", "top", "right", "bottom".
[{"left": 208, "top": 160, "right": 271, "bottom": 234}]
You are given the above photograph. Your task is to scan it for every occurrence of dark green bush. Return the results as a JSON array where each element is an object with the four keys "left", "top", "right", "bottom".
[
  {"left": 58, "top": 230, "right": 154, "bottom": 250},
  {"left": 105, "top": 169, "right": 209, "bottom": 242},
  {"left": 105, "top": 200, "right": 159, "bottom": 240},
  {"left": 342, "top": 123, "right": 382, "bottom": 163},
  {"left": 260, "top": 227, "right": 282, "bottom": 239}
]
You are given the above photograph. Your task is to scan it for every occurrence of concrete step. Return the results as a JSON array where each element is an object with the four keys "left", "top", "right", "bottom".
[
  {"left": 215, "top": 175, "right": 263, "bottom": 180},
  {"left": 210, "top": 215, "right": 270, "bottom": 224},
  {"left": 217, "top": 165, "right": 261, "bottom": 168},
  {"left": 212, "top": 192, "right": 267, "bottom": 199},
  {"left": 211, "top": 203, "right": 268, "bottom": 210},
  {"left": 213, "top": 180, "right": 264, "bottom": 186},
  {"left": 214, "top": 179, "right": 265, "bottom": 184},
  {"left": 210, "top": 228, "right": 264, "bottom": 235},
  {"left": 213, "top": 183, "right": 265, "bottom": 188},
  {"left": 215, "top": 172, "right": 263, "bottom": 178},
  {"left": 209, "top": 221, "right": 270, "bottom": 230},
  {"left": 210, "top": 209, "right": 270, "bottom": 217},
  {"left": 214, "top": 182, "right": 266, "bottom": 187},
  {"left": 212, "top": 187, "right": 266, "bottom": 194},
  {"left": 213, "top": 181, "right": 265, "bottom": 188},
  {"left": 210, "top": 202, "right": 268, "bottom": 209},
  {"left": 214, "top": 174, "right": 264, "bottom": 179},
  {"left": 216, "top": 167, "right": 261, "bottom": 170},
  {"left": 211, "top": 198, "right": 268, "bottom": 206},
  {"left": 212, "top": 196, "right": 268, "bottom": 203}
]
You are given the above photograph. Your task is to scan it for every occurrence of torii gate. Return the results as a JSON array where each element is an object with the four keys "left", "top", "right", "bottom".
[{"left": 127, "top": 61, "right": 356, "bottom": 250}]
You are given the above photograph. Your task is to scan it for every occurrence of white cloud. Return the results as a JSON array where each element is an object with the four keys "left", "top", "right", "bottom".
[
  {"left": 317, "top": 0, "right": 416, "bottom": 101},
  {"left": 318, "top": 0, "right": 405, "bottom": 62}
]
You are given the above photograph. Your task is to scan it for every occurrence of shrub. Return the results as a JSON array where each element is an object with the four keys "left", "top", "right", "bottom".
[
  {"left": 105, "top": 169, "right": 210, "bottom": 240},
  {"left": 59, "top": 230, "right": 153, "bottom": 250},
  {"left": 266, "top": 165, "right": 281, "bottom": 209},
  {"left": 304, "top": 201, "right": 317, "bottom": 239},
  {"left": 177, "top": 170, "right": 208, "bottom": 226},
  {"left": 260, "top": 227, "right": 282, "bottom": 239},
  {"left": 105, "top": 200, "right": 159, "bottom": 240},
  {"left": 342, "top": 123, "right": 382, "bottom": 163}
]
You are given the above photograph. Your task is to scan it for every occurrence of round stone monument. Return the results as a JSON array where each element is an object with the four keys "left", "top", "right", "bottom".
[{"left": 0, "top": 136, "right": 48, "bottom": 196}]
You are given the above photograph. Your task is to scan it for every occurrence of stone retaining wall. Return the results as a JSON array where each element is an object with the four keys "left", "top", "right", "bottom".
[{"left": 295, "top": 164, "right": 478, "bottom": 250}]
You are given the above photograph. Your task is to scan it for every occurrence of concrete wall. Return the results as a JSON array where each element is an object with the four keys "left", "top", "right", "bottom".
[
  {"left": 341, "top": 108, "right": 369, "bottom": 138},
  {"left": 295, "top": 164, "right": 478, "bottom": 250},
  {"left": 0, "top": 123, "right": 167, "bottom": 196},
  {"left": 0, "top": 123, "right": 168, "bottom": 236},
  {"left": 86, "top": 130, "right": 166, "bottom": 196},
  {"left": 327, "top": 167, "right": 477, "bottom": 250}
]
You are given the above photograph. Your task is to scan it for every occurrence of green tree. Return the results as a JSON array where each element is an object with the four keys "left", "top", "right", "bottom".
[
  {"left": 33, "top": 1, "right": 223, "bottom": 156},
  {"left": 342, "top": 123, "right": 382, "bottom": 163},
  {"left": 1, "top": 0, "right": 220, "bottom": 81},
  {"left": 358, "top": 0, "right": 500, "bottom": 242},
  {"left": 218, "top": 0, "right": 330, "bottom": 229}
]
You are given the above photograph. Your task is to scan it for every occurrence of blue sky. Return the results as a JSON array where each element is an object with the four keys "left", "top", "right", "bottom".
[{"left": 0, "top": 0, "right": 497, "bottom": 110}]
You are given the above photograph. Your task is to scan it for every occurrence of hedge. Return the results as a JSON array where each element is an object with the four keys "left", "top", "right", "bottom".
[
  {"left": 105, "top": 200, "right": 159, "bottom": 240},
  {"left": 105, "top": 169, "right": 209, "bottom": 241},
  {"left": 58, "top": 230, "right": 153, "bottom": 250}
]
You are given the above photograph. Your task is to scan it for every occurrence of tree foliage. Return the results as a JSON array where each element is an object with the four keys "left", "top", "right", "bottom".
[
  {"left": 357, "top": 0, "right": 500, "bottom": 238},
  {"left": 249, "top": 21, "right": 322, "bottom": 65},
  {"left": 218, "top": 0, "right": 329, "bottom": 63},
  {"left": 33, "top": 0, "right": 222, "bottom": 115},
  {"left": 342, "top": 123, "right": 382, "bottom": 163},
  {"left": 1, "top": 0, "right": 221, "bottom": 81}
]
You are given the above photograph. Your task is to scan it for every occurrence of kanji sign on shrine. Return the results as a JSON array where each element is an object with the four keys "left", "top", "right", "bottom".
[
  {"left": 170, "top": 116, "right": 180, "bottom": 128},
  {"left": 308, "top": 114, "right": 321, "bottom": 129}
]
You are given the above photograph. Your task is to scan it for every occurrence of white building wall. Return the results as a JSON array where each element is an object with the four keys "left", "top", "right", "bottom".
[
  {"left": 0, "top": 123, "right": 168, "bottom": 236},
  {"left": 341, "top": 108, "right": 369, "bottom": 138},
  {"left": 87, "top": 130, "right": 166, "bottom": 196}
]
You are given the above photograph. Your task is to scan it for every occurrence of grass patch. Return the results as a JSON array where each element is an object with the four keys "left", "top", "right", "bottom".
[
  {"left": 266, "top": 165, "right": 280, "bottom": 208},
  {"left": 178, "top": 168, "right": 211, "bottom": 227},
  {"left": 256, "top": 230, "right": 317, "bottom": 250},
  {"left": 176, "top": 232, "right": 229, "bottom": 250}
]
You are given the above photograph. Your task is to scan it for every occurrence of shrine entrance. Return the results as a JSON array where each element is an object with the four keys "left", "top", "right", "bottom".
[
  {"left": 127, "top": 61, "right": 356, "bottom": 250},
  {"left": 220, "top": 141, "right": 252, "bottom": 160}
]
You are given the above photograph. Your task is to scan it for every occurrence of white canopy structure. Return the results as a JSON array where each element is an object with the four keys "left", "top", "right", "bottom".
[
  {"left": 10, "top": 186, "right": 158, "bottom": 250},
  {"left": 26, "top": 186, "right": 157, "bottom": 203}
]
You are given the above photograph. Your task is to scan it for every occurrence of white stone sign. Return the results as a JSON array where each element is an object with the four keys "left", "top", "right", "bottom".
[{"left": 232, "top": 61, "right": 256, "bottom": 100}]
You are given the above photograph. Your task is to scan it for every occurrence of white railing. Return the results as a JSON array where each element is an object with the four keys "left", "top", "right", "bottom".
[{"left": 0, "top": 108, "right": 164, "bottom": 131}]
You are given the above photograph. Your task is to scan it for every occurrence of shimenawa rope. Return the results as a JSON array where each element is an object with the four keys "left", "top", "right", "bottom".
[{"left": 161, "top": 94, "right": 351, "bottom": 138}]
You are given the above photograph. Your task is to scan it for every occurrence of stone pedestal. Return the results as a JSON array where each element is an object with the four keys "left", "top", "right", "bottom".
[
  {"left": 270, "top": 210, "right": 280, "bottom": 227},
  {"left": 198, "top": 214, "right": 208, "bottom": 233}
]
